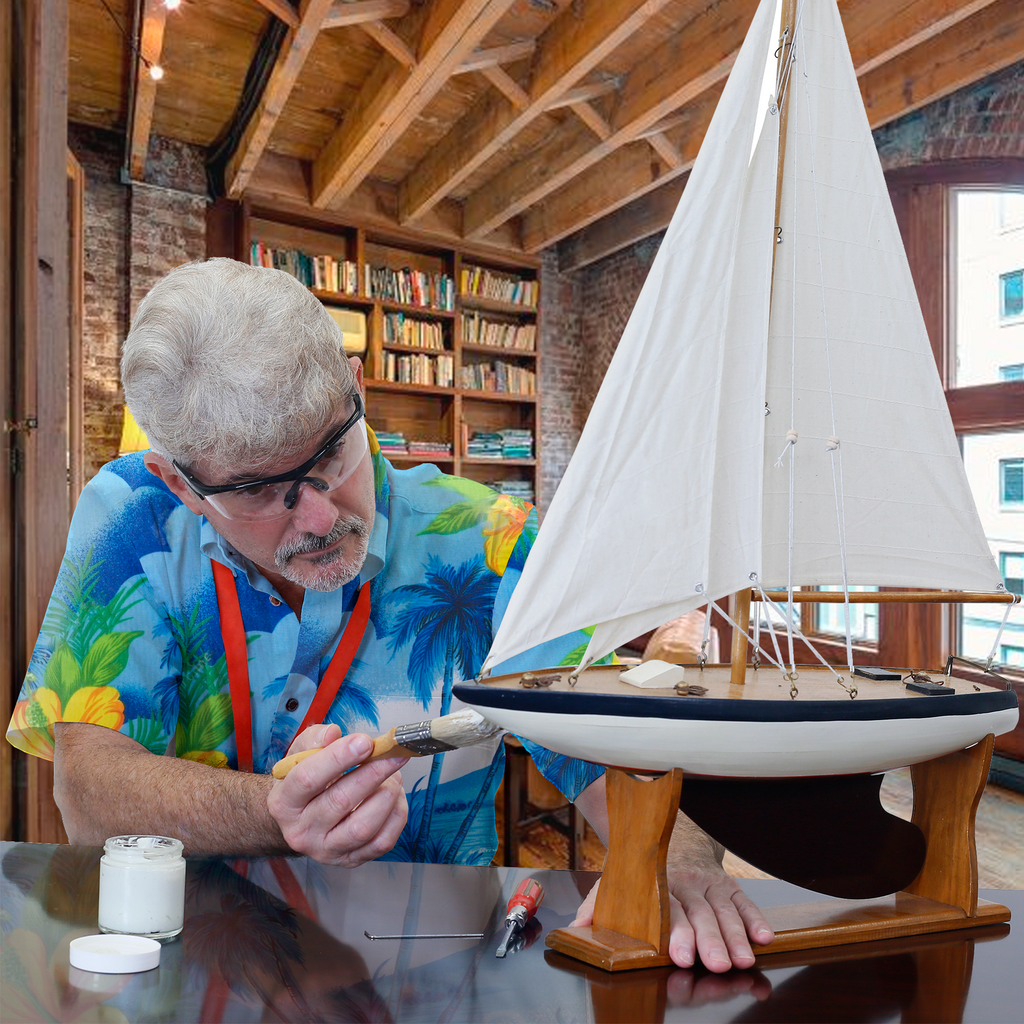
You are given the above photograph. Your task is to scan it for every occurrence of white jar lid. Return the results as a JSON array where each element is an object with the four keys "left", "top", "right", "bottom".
[{"left": 69, "top": 934, "right": 161, "bottom": 974}]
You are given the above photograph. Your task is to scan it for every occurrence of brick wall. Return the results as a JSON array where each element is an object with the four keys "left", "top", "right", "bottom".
[
  {"left": 68, "top": 125, "right": 207, "bottom": 480},
  {"left": 540, "top": 63, "right": 1024, "bottom": 504}
]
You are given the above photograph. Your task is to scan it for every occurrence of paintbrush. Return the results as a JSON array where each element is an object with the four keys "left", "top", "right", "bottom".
[{"left": 271, "top": 708, "right": 503, "bottom": 779}]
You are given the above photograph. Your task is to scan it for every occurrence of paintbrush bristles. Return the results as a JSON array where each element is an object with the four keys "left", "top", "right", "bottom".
[{"left": 431, "top": 709, "right": 502, "bottom": 744}]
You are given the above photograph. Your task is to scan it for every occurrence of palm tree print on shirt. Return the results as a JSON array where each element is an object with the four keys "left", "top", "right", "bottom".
[{"left": 385, "top": 555, "right": 499, "bottom": 861}]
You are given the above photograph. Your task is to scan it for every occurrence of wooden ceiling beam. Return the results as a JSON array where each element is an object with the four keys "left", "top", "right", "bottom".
[
  {"left": 545, "top": 77, "right": 620, "bottom": 111},
  {"left": 455, "top": 40, "right": 535, "bottom": 74},
  {"left": 526, "top": 0, "right": 1024, "bottom": 253},
  {"left": 225, "top": 0, "right": 336, "bottom": 198},
  {"left": 857, "top": 0, "right": 1024, "bottom": 125},
  {"left": 557, "top": 172, "right": 689, "bottom": 272},
  {"left": 841, "top": 0, "right": 1001, "bottom": 77},
  {"left": 312, "top": 0, "right": 515, "bottom": 209},
  {"left": 251, "top": 0, "right": 300, "bottom": 29},
  {"left": 570, "top": 101, "right": 611, "bottom": 141},
  {"left": 246, "top": 151, "right": 529, "bottom": 256},
  {"left": 397, "top": 0, "right": 673, "bottom": 223},
  {"left": 481, "top": 64, "right": 529, "bottom": 108},
  {"left": 646, "top": 132, "right": 682, "bottom": 168},
  {"left": 521, "top": 86, "right": 721, "bottom": 250},
  {"left": 127, "top": 0, "right": 168, "bottom": 181},
  {"left": 321, "top": 0, "right": 410, "bottom": 30},
  {"left": 461, "top": 0, "right": 750, "bottom": 239},
  {"left": 360, "top": 18, "right": 417, "bottom": 66}
]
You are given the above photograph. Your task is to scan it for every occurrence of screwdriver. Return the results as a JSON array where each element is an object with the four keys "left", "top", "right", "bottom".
[{"left": 495, "top": 877, "right": 544, "bottom": 957}]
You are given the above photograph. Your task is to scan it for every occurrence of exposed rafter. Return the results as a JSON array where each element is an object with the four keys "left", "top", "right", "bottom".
[
  {"left": 360, "top": 18, "right": 417, "bottom": 66},
  {"left": 225, "top": 0, "right": 336, "bottom": 199},
  {"left": 461, "top": 0, "right": 750, "bottom": 239},
  {"left": 251, "top": 0, "right": 300, "bottom": 29},
  {"left": 321, "top": 0, "right": 410, "bottom": 30},
  {"left": 455, "top": 39, "right": 535, "bottom": 74},
  {"left": 397, "top": 0, "right": 673, "bottom": 224},
  {"left": 312, "top": 0, "right": 517, "bottom": 209},
  {"left": 522, "top": 0, "right": 1024, "bottom": 252},
  {"left": 127, "top": 0, "right": 168, "bottom": 180}
]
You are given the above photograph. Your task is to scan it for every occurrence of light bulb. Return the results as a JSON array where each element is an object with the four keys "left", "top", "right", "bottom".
[
  {"left": 149, "top": 64, "right": 164, "bottom": 81},
  {"left": 164, "top": 0, "right": 181, "bottom": 8}
]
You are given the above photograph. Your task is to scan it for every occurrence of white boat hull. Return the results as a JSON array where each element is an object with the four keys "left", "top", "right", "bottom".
[
  {"left": 454, "top": 665, "right": 1019, "bottom": 777},
  {"left": 465, "top": 704, "right": 1019, "bottom": 777}
]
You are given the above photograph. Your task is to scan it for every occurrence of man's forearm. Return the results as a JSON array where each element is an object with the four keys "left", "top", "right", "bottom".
[{"left": 54, "top": 723, "right": 290, "bottom": 855}]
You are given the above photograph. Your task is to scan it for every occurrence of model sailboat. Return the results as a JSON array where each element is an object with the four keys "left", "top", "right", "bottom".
[{"left": 454, "top": 0, "right": 1019, "bottom": 779}]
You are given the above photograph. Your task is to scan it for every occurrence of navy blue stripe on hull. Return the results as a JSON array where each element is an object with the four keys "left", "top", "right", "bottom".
[{"left": 452, "top": 683, "right": 1018, "bottom": 724}]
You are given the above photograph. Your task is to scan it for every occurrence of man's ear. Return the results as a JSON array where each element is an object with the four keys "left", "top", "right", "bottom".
[
  {"left": 143, "top": 452, "right": 204, "bottom": 515},
  {"left": 348, "top": 355, "right": 364, "bottom": 397}
]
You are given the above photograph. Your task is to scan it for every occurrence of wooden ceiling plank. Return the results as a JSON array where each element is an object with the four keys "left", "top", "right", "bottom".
[
  {"left": 312, "top": 0, "right": 516, "bottom": 209},
  {"left": 225, "top": 0, "right": 336, "bottom": 199},
  {"left": 842, "top": 0, "right": 1001, "bottom": 77},
  {"left": 251, "top": 0, "right": 300, "bottom": 29},
  {"left": 321, "top": 0, "right": 410, "bottom": 30},
  {"left": 461, "top": 0, "right": 750, "bottom": 239},
  {"left": 455, "top": 39, "right": 535, "bottom": 74},
  {"left": 360, "top": 19, "right": 417, "bottom": 67},
  {"left": 481, "top": 64, "right": 529, "bottom": 108},
  {"left": 526, "top": 0, "right": 1024, "bottom": 252},
  {"left": 128, "top": 0, "right": 168, "bottom": 181},
  {"left": 397, "top": 0, "right": 674, "bottom": 223},
  {"left": 570, "top": 100, "right": 611, "bottom": 140},
  {"left": 858, "top": 0, "right": 1024, "bottom": 126}
]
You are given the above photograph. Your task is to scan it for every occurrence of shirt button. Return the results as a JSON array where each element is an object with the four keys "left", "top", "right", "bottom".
[
  {"left": 285, "top": 698, "right": 299, "bottom": 712},
  {"left": 270, "top": 596, "right": 281, "bottom": 606}
]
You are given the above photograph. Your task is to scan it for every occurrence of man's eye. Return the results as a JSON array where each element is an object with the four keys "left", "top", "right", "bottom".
[
  {"left": 238, "top": 483, "right": 269, "bottom": 499},
  {"left": 316, "top": 443, "right": 343, "bottom": 468}
]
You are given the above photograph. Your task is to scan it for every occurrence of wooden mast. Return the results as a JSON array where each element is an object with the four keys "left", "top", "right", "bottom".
[{"left": 730, "top": 0, "right": 797, "bottom": 686}]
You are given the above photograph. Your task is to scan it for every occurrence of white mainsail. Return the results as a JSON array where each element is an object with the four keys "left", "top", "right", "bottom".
[{"left": 483, "top": 0, "right": 1003, "bottom": 676}]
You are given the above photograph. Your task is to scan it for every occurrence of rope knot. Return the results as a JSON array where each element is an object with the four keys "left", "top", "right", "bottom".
[
  {"left": 775, "top": 431, "right": 798, "bottom": 467},
  {"left": 826, "top": 435, "right": 840, "bottom": 451}
]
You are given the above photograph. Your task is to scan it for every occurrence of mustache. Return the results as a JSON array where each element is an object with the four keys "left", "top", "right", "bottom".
[{"left": 275, "top": 515, "right": 369, "bottom": 565}]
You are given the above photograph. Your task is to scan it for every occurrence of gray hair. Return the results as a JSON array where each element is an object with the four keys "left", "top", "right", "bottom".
[{"left": 122, "top": 258, "right": 357, "bottom": 473}]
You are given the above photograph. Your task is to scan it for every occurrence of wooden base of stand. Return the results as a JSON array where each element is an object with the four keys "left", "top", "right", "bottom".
[{"left": 546, "top": 735, "right": 1010, "bottom": 971}]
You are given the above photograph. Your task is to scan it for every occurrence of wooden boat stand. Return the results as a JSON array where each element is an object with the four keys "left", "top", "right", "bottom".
[{"left": 545, "top": 734, "right": 1011, "bottom": 971}]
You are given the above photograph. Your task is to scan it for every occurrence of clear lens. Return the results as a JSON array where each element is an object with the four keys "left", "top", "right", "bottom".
[{"left": 206, "top": 421, "right": 369, "bottom": 521}]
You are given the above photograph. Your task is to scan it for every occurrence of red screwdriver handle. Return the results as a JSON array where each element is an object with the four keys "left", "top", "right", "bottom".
[{"left": 508, "top": 877, "right": 544, "bottom": 920}]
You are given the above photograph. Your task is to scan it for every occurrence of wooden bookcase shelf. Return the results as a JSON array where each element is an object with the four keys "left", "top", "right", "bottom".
[{"left": 233, "top": 206, "right": 542, "bottom": 505}]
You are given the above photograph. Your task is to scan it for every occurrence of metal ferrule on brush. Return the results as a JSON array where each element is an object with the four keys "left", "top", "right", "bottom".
[{"left": 393, "top": 720, "right": 458, "bottom": 755}]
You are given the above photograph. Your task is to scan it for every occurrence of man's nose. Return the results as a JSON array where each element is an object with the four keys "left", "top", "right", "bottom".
[{"left": 287, "top": 480, "right": 339, "bottom": 535}]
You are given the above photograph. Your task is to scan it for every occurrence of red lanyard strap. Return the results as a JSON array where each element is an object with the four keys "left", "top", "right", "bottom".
[{"left": 212, "top": 559, "right": 371, "bottom": 773}]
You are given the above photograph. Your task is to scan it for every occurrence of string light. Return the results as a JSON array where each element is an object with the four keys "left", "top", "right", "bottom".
[
  {"left": 149, "top": 64, "right": 165, "bottom": 80},
  {"left": 164, "top": 0, "right": 182, "bottom": 9}
]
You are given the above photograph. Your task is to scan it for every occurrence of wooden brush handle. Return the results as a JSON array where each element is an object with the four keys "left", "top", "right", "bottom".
[{"left": 270, "top": 728, "right": 415, "bottom": 779}]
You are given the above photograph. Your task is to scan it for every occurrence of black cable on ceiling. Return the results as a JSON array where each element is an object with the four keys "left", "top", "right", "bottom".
[{"left": 205, "top": 14, "right": 289, "bottom": 199}]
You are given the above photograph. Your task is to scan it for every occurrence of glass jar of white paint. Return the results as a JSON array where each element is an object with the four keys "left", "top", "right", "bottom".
[{"left": 98, "top": 835, "right": 186, "bottom": 940}]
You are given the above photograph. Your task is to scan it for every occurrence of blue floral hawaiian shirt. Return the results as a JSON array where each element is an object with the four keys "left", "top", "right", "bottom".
[{"left": 7, "top": 429, "right": 605, "bottom": 864}]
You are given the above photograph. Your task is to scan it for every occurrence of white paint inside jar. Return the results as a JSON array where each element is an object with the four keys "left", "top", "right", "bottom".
[{"left": 98, "top": 835, "right": 186, "bottom": 940}]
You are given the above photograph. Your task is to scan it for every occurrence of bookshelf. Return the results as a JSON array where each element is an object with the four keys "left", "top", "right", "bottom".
[{"left": 235, "top": 208, "right": 541, "bottom": 505}]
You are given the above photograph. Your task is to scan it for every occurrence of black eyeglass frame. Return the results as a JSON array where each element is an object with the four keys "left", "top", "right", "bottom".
[{"left": 173, "top": 392, "right": 365, "bottom": 512}]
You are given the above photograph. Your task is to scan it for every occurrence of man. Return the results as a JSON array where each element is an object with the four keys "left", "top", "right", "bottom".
[{"left": 7, "top": 258, "right": 771, "bottom": 970}]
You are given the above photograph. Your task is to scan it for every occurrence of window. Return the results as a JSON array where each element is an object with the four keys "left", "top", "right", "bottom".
[
  {"left": 1001, "top": 552, "right": 1024, "bottom": 596},
  {"left": 1000, "top": 364, "right": 1024, "bottom": 381},
  {"left": 1003, "top": 458, "right": 1024, "bottom": 508},
  {"left": 1000, "top": 270, "right": 1024, "bottom": 320},
  {"left": 952, "top": 190, "right": 1024, "bottom": 387},
  {"left": 1002, "top": 645, "right": 1024, "bottom": 668},
  {"left": 815, "top": 586, "right": 879, "bottom": 643}
]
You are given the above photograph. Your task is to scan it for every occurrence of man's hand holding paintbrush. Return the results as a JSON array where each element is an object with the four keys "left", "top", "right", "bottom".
[{"left": 266, "top": 711, "right": 503, "bottom": 867}]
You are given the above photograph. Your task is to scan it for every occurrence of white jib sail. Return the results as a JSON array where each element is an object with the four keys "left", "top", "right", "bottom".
[
  {"left": 482, "top": 0, "right": 781, "bottom": 674},
  {"left": 760, "top": 0, "right": 1003, "bottom": 594}
]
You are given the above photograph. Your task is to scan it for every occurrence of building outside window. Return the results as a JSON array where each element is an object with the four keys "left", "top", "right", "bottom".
[
  {"left": 952, "top": 187, "right": 1024, "bottom": 668},
  {"left": 1001, "top": 270, "right": 1024, "bottom": 321}
]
